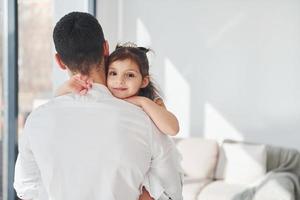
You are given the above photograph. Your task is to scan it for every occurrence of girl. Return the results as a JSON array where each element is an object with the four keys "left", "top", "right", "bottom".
[{"left": 56, "top": 43, "right": 179, "bottom": 136}]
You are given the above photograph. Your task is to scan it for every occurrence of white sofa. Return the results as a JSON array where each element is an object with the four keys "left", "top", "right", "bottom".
[{"left": 175, "top": 138, "right": 300, "bottom": 200}]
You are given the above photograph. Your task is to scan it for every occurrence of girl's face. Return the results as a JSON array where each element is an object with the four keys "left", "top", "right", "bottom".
[{"left": 107, "top": 59, "right": 149, "bottom": 99}]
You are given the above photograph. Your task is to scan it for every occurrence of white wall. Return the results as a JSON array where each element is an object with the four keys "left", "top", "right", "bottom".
[{"left": 98, "top": 0, "right": 300, "bottom": 149}]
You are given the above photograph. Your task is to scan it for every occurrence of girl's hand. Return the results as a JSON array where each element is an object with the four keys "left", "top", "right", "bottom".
[
  {"left": 56, "top": 75, "right": 93, "bottom": 97},
  {"left": 71, "top": 75, "right": 93, "bottom": 95},
  {"left": 124, "top": 96, "right": 147, "bottom": 107}
]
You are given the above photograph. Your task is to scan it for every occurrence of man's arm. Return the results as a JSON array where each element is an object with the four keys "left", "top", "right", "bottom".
[
  {"left": 145, "top": 122, "right": 183, "bottom": 200},
  {"left": 14, "top": 129, "right": 42, "bottom": 200}
]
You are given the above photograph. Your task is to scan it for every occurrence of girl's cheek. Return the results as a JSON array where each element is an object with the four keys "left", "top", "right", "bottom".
[
  {"left": 106, "top": 80, "right": 112, "bottom": 88},
  {"left": 106, "top": 77, "right": 111, "bottom": 84}
]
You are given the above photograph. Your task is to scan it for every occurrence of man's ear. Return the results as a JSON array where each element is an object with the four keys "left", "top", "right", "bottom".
[
  {"left": 103, "top": 40, "right": 109, "bottom": 56},
  {"left": 55, "top": 53, "right": 67, "bottom": 70},
  {"left": 141, "top": 76, "right": 150, "bottom": 88}
]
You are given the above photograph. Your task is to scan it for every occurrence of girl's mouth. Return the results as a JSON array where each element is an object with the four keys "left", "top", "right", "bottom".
[{"left": 112, "top": 87, "right": 128, "bottom": 91}]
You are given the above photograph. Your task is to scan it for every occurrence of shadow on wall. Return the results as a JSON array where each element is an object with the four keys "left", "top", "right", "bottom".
[{"left": 108, "top": 0, "right": 300, "bottom": 150}]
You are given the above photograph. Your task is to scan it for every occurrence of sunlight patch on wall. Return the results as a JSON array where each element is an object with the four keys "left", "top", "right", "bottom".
[
  {"left": 204, "top": 103, "right": 243, "bottom": 142},
  {"left": 164, "top": 58, "right": 190, "bottom": 138},
  {"left": 136, "top": 18, "right": 151, "bottom": 46}
]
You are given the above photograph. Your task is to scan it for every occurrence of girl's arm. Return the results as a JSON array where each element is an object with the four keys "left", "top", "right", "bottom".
[
  {"left": 55, "top": 75, "right": 92, "bottom": 97},
  {"left": 125, "top": 96, "right": 179, "bottom": 136}
]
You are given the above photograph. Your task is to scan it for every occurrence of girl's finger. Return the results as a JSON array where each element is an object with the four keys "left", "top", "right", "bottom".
[
  {"left": 79, "top": 89, "right": 88, "bottom": 95},
  {"left": 79, "top": 74, "right": 89, "bottom": 82},
  {"left": 72, "top": 84, "right": 85, "bottom": 94},
  {"left": 74, "top": 78, "right": 89, "bottom": 88},
  {"left": 87, "top": 79, "right": 93, "bottom": 89}
]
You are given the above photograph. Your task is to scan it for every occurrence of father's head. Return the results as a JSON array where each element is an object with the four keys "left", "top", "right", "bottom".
[{"left": 53, "top": 12, "right": 108, "bottom": 76}]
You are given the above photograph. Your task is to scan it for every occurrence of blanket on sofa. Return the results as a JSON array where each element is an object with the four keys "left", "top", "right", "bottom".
[{"left": 233, "top": 145, "right": 300, "bottom": 200}]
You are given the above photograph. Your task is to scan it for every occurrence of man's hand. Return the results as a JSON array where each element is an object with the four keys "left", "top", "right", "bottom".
[{"left": 139, "top": 187, "right": 154, "bottom": 200}]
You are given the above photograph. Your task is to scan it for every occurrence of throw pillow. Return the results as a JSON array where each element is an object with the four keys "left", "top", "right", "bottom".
[{"left": 215, "top": 141, "right": 267, "bottom": 185}]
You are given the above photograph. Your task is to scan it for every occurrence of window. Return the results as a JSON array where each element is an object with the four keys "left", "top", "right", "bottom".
[
  {"left": 18, "top": 0, "right": 54, "bottom": 134},
  {"left": 0, "top": 0, "right": 4, "bottom": 197}
]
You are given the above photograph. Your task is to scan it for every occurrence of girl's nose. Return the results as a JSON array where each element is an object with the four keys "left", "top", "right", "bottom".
[{"left": 116, "top": 76, "right": 125, "bottom": 84}]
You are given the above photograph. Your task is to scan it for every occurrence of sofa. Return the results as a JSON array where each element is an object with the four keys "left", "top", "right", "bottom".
[{"left": 175, "top": 138, "right": 300, "bottom": 200}]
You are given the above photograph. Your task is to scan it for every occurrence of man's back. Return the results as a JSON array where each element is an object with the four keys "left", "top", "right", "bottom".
[{"left": 15, "top": 84, "right": 155, "bottom": 200}]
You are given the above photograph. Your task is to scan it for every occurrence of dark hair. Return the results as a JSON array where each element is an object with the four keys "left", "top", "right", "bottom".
[
  {"left": 53, "top": 12, "right": 105, "bottom": 75},
  {"left": 107, "top": 43, "right": 159, "bottom": 100}
]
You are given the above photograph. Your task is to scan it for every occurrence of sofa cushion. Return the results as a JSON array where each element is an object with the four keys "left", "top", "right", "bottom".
[
  {"left": 215, "top": 141, "right": 267, "bottom": 185},
  {"left": 183, "top": 178, "right": 212, "bottom": 200},
  {"left": 197, "top": 180, "right": 247, "bottom": 200},
  {"left": 176, "top": 138, "right": 219, "bottom": 179},
  {"left": 253, "top": 173, "right": 295, "bottom": 200}
]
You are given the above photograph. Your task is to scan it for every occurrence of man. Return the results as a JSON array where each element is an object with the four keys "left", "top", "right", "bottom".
[{"left": 14, "top": 12, "right": 183, "bottom": 200}]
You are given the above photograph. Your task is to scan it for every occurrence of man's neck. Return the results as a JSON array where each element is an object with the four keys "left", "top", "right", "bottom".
[
  {"left": 69, "top": 66, "right": 106, "bottom": 86},
  {"left": 88, "top": 68, "right": 106, "bottom": 85}
]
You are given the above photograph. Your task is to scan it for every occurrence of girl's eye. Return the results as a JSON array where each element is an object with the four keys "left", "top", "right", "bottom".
[
  {"left": 108, "top": 71, "right": 117, "bottom": 76},
  {"left": 126, "top": 73, "right": 135, "bottom": 78}
]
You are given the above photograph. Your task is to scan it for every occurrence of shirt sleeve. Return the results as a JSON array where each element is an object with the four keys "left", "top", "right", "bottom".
[
  {"left": 144, "top": 121, "right": 184, "bottom": 200},
  {"left": 14, "top": 129, "right": 42, "bottom": 200}
]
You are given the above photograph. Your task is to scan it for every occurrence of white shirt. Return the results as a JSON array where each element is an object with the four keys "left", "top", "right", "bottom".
[{"left": 14, "top": 84, "right": 183, "bottom": 200}]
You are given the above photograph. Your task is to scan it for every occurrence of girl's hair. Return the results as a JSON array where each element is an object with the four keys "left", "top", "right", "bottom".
[{"left": 106, "top": 42, "right": 159, "bottom": 100}]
